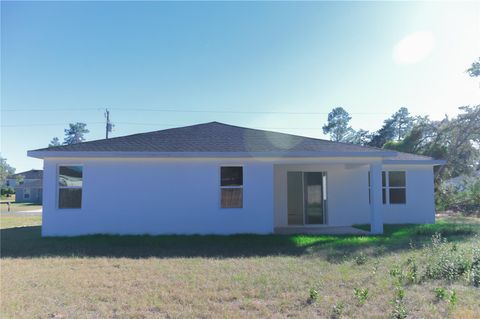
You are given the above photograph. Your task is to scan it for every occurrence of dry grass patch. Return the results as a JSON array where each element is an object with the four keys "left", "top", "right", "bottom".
[{"left": 1, "top": 214, "right": 479, "bottom": 318}]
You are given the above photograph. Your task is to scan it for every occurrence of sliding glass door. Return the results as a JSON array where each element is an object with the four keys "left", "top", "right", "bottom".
[
  {"left": 304, "top": 172, "right": 324, "bottom": 224},
  {"left": 287, "top": 172, "right": 327, "bottom": 225}
]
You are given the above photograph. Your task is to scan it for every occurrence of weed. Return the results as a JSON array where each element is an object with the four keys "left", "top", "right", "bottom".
[
  {"left": 390, "top": 286, "right": 407, "bottom": 319},
  {"left": 449, "top": 290, "right": 457, "bottom": 307},
  {"left": 331, "top": 301, "right": 345, "bottom": 318},
  {"left": 354, "top": 252, "right": 368, "bottom": 265},
  {"left": 434, "top": 287, "right": 447, "bottom": 301},
  {"left": 389, "top": 265, "right": 401, "bottom": 278},
  {"left": 308, "top": 288, "right": 319, "bottom": 304},
  {"left": 353, "top": 287, "right": 369, "bottom": 306},
  {"left": 391, "top": 301, "right": 408, "bottom": 319},
  {"left": 404, "top": 257, "right": 418, "bottom": 284},
  {"left": 472, "top": 264, "right": 480, "bottom": 287}
]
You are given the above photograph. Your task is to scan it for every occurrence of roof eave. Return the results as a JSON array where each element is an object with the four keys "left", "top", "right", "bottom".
[
  {"left": 27, "top": 150, "right": 398, "bottom": 159},
  {"left": 382, "top": 159, "right": 446, "bottom": 166}
]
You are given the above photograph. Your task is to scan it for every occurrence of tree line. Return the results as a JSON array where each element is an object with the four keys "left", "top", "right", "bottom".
[{"left": 322, "top": 58, "right": 480, "bottom": 183}]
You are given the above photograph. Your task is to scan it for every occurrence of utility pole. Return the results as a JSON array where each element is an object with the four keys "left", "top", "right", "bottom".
[{"left": 105, "top": 108, "right": 113, "bottom": 139}]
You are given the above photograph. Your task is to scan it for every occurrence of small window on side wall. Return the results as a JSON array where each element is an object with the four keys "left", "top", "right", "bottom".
[
  {"left": 220, "top": 166, "right": 243, "bottom": 208},
  {"left": 388, "top": 171, "right": 406, "bottom": 204},
  {"left": 368, "top": 171, "right": 405, "bottom": 204},
  {"left": 58, "top": 165, "right": 83, "bottom": 209}
]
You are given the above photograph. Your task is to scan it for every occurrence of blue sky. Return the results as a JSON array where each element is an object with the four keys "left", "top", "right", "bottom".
[{"left": 1, "top": 1, "right": 479, "bottom": 172}]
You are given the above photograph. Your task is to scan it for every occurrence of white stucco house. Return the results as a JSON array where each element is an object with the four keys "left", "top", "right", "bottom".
[{"left": 28, "top": 122, "right": 444, "bottom": 236}]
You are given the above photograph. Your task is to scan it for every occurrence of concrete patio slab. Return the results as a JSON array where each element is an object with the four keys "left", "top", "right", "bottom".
[{"left": 274, "top": 226, "right": 369, "bottom": 235}]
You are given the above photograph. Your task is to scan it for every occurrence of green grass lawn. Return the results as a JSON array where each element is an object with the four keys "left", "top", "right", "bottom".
[{"left": 1, "top": 214, "right": 479, "bottom": 318}]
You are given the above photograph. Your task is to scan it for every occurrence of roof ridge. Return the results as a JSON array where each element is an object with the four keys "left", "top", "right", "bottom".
[{"left": 208, "top": 121, "right": 392, "bottom": 153}]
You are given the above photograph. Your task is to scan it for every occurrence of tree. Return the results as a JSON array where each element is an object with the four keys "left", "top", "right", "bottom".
[
  {"left": 63, "top": 122, "right": 89, "bottom": 145},
  {"left": 0, "top": 156, "right": 16, "bottom": 187},
  {"left": 368, "top": 107, "right": 415, "bottom": 147},
  {"left": 368, "top": 121, "right": 396, "bottom": 147},
  {"left": 466, "top": 57, "right": 480, "bottom": 77},
  {"left": 384, "top": 106, "right": 480, "bottom": 182},
  {"left": 322, "top": 107, "right": 354, "bottom": 142},
  {"left": 346, "top": 129, "right": 370, "bottom": 146},
  {"left": 391, "top": 107, "right": 414, "bottom": 141},
  {"left": 49, "top": 137, "right": 61, "bottom": 147}
]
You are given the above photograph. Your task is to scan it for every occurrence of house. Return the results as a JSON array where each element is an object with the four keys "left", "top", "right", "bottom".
[
  {"left": 6, "top": 169, "right": 43, "bottom": 203},
  {"left": 28, "top": 122, "right": 444, "bottom": 236},
  {"left": 443, "top": 170, "right": 480, "bottom": 190}
]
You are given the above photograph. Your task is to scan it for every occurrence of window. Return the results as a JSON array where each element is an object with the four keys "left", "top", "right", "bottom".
[
  {"left": 58, "top": 165, "right": 83, "bottom": 209},
  {"left": 220, "top": 166, "right": 243, "bottom": 208},
  {"left": 24, "top": 191, "right": 30, "bottom": 199},
  {"left": 368, "top": 171, "right": 406, "bottom": 204},
  {"left": 388, "top": 171, "right": 406, "bottom": 204}
]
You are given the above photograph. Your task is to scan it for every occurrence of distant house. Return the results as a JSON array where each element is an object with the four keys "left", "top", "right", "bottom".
[
  {"left": 7, "top": 169, "right": 43, "bottom": 203},
  {"left": 443, "top": 170, "right": 480, "bottom": 190},
  {"left": 28, "top": 122, "right": 444, "bottom": 236}
]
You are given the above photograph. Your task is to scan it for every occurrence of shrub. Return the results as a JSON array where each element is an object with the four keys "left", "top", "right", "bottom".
[
  {"left": 0, "top": 187, "right": 15, "bottom": 196},
  {"left": 423, "top": 233, "right": 475, "bottom": 283},
  {"left": 436, "top": 178, "right": 480, "bottom": 215}
]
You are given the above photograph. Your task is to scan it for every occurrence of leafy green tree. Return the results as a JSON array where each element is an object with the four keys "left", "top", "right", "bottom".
[
  {"left": 0, "top": 156, "right": 16, "bottom": 187},
  {"left": 368, "top": 107, "right": 415, "bottom": 147},
  {"left": 346, "top": 129, "right": 371, "bottom": 146},
  {"left": 466, "top": 57, "right": 480, "bottom": 77},
  {"left": 49, "top": 137, "right": 61, "bottom": 147},
  {"left": 63, "top": 122, "right": 89, "bottom": 145},
  {"left": 322, "top": 107, "right": 354, "bottom": 142},
  {"left": 385, "top": 106, "right": 479, "bottom": 181}
]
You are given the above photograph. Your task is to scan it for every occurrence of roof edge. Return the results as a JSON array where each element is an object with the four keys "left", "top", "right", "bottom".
[
  {"left": 383, "top": 159, "right": 446, "bottom": 166},
  {"left": 28, "top": 150, "right": 398, "bottom": 159}
]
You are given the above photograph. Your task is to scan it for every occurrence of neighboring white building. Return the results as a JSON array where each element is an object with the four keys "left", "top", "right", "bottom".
[{"left": 28, "top": 122, "right": 444, "bottom": 236}]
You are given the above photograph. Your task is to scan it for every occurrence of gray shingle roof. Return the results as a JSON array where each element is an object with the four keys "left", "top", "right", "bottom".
[
  {"left": 29, "top": 121, "right": 433, "bottom": 161},
  {"left": 10, "top": 169, "right": 43, "bottom": 180}
]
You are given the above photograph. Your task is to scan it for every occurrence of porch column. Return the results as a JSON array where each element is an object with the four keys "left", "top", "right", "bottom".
[{"left": 369, "top": 163, "right": 384, "bottom": 234}]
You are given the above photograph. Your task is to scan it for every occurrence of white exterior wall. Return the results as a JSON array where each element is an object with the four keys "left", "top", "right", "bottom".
[
  {"left": 382, "top": 164, "right": 435, "bottom": 224},
  {"left": 42, "top": 158, "right": 274, "bottom": 236},
  {"left": 274, "top": 163, "right": 436, "bottom": 227},
  {"left": 41, "top": 156, "right": 436, "bottom": 236}
]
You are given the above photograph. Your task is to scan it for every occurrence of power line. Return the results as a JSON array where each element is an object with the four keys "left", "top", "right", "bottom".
[
  {"left": 1, "top": 121, "right": 328, "bottom": 130},
  {"left": 0, "top": 107, "right": 390, "bottom": 115}
]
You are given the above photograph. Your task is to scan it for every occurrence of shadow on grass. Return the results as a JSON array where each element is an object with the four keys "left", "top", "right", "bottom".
[{"left": 1, "top": 222, "right": 478, "bottom": 259}]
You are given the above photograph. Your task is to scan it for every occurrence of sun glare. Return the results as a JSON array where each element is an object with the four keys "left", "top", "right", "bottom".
[{"left": 392, "top": 31, "right": 435, "bottom": 65}]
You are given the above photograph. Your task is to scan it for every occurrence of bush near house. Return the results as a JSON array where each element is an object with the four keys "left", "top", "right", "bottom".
[
  {"left": 436, "top": 178, "right": 480, "bottom": 216},
  {"left": 0, "top": 187, "right": 15, "bottom": 197}
]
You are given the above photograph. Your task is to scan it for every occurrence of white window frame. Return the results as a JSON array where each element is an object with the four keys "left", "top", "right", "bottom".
[
  {"left": 386, "top": 171, "right": 407, "bottom": 205},
  {"left": 368, "top": 170, "right": 406, "bottom": 205},
  {"left": 57, "top": 164, "right": 83, "bottom": 209},
  {"left": 219, "top": 165, "right": 244, "bottom": 209}
]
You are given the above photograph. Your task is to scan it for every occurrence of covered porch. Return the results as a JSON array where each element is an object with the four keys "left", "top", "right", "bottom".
[{"left": 273, "top": 159, "right": 384, "bottom": 234}]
